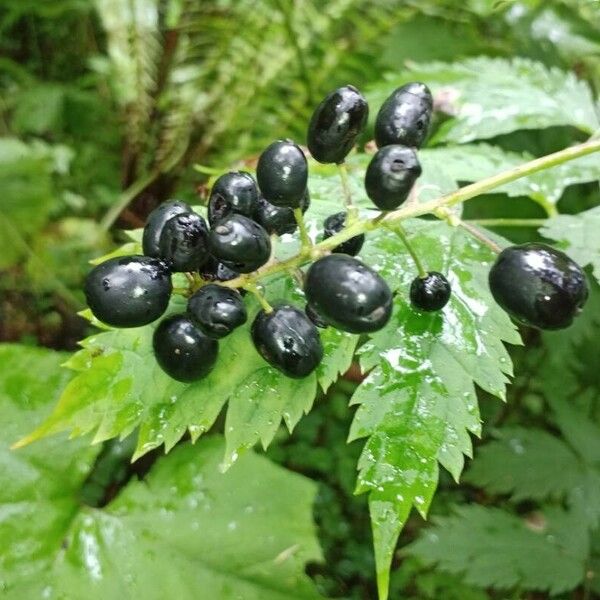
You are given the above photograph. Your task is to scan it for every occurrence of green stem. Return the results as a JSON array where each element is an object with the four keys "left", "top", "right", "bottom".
[
  {"left": 244, "top": 282, "right": 273, "bottom": 313},
  {"left": 467, "top": 218, "right": 548, "bottom": 227},
  {"left": 178, "top": 138, "right": 600, "bottom": 291},
  {"left": 338, "top": 162, "right": 358, "bottom": 222},
  {"left": 457, "top": 219, "right": 502, "bottom": 254},
  {"left": 389, "top": 223, "right": 427, "bottom": 278},
  {"left": 294, "top": 207, "right": 312, "bottom": 249}
]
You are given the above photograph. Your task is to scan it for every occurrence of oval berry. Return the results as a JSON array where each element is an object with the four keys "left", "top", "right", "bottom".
[
  {"left": 305, "top": 254, "right": 392, "bottom": 333},
  {"left": 153, "top": 314, "right": 218, "bottom": 382},
  {"left": 207, "top": 171, "right": 259, "bottom": 225},
  {"left": 188, "top": 284, "right": 247, "bottom": 339},
  {"left": 208, "top": 214, "right": 271, "bottom": 273},
  {"left": 84, "top": 256, "right": 172, "bottom": 328},
  {"left": 251, "top": 303, "right": 323, "bottom": 378},
  {"left": 410, "top": 272, "right": 451, "bottom": 312},
  {"left": 365, "top": 145, "right": 421, "bottom": 210},
  {"left": 159, "top": 212, "right": 209, "bottom": 272},
  {"left": 307, "top": 85, "right": 368, "bottom": 164},
  {"left": 256, "top": 140, "right": 308, "bottom": 208},
  {"left": 489, "top": 243, "right": 588, "bottom": 330},
  {"left": 253, "top": 191, "right": 310, "bottom": 236},
  {"left": 323, "top": 212, "right": 364, "bottom": 256},
  {"left": 142, "top": 200, "right": 191, "bottom": 257},
  {"left": 374, "top": 82, "right": 433, "bottom": 148}
]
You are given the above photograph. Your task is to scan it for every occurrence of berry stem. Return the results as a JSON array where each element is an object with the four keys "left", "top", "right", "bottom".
[
  {"left": 338, "top": 162, "right": 358, "bottom": 222},
  {"left": 467, "top": 218, "right": 548, "bottom": 227},
  {"left": 244, "top": 282, "right": 273, "bottom": 313},
  {"left": 387, "top": 223, "right": 428, "bottom": 278},
  {"left": 294, "top": 207, "right": 312, "bottom": 249},
  {"left": 207, "top": 138, "right": 600, "bottom": 291},
  {"left": 457, "top": 219, "right": 502, "bottom": 254}
]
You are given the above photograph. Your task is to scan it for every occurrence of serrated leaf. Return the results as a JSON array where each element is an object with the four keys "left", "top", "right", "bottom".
[
  {"left": 406, "top": 505, "right": 589, "bottom": 595},
  {"left": 3, "top": 351, "right": 322, "bottom": 599},
  {"left": 367, "top": 57, "right": 599, "bottom": 144},
  {"left": 465, "top": 427, "right": 583, "bottom": 502},
  {"left": 349, "top": 221, "right": 520, "bottom": 599},
  {"left": 541, "top": 206, "right": 600, "bottom": 282}
]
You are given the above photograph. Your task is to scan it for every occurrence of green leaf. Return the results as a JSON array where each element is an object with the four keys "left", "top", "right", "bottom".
[
  {"left": 465, "top": 427, "right": 583, "bottom": 502},
  {"left": 349, "top": 221, "right": 520, "bottom": 599},
  {"left": 406, "top": 505, "right": 589, "bottom": 595},
  {"left": 19, "top": 282, "right": 358, "bottom": 467},
  {"left": 367, "top": 57, "right": 599, "bottom": 144},
  {"left": 2, "top": 347, "right": 322, "bottom": 598},
  {"left": 541, "top": 206, "right": 600, "bottom": 282}
]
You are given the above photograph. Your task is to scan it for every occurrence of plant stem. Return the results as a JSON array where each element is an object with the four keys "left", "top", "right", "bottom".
[
  {"left": 185, "top": 138, "right": 600, "bottom": 292},
  {"left": 338, "top": 162, "right": 358, "bottom": 222},
  {"left": 388, "top": 223, "right": 427, "bottom": 277},
  {"left": 294, "top": 208, "right": 312, "bottom": 249},
  {"left": 457, "top": 220, "right": 502, "bottom": 254},
  {"left": 467, "top": 218, "right": 548, "bottom": 227},
  {"left": 244, "top": 282, "right": 273, "bottom": 313}
]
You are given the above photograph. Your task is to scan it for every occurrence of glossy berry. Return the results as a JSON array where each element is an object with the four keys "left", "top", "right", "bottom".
[
  {"left": 374, "top": 82, "right": 433, "bottom": 149},
  {"left": 365, "top": 145, "right": 421, "bottom": 210},
  {"left": 251, "top": 304, "right": 323, "bottom": 378},
  {"left": 305, "top": 254, "right": 392, "bottom": 333},
  {"left": 84, "top": 256, "right": 172, "bottom": 328},
  {"left": 307, "top": 85, "right": 368, "bottom": 164},
  {"left": 256, "top": 140, "right": 308, "bottom": 208},
  {"left": 305, "top": 303, "right": 328, "bottom": 328},
  {"left": 188, "top": 284, "right": 247, "bottom": 339},
  {"left": 208, "top": 214, "right": 271, "bottom": 273},
  {"left": 153, "top": 314, "right": 218, "bottom": 382},
  {"left": 208, "top": 171, "right": 259, "bottom": 225},
  {"left": 323, "top": 212, "right": 364, "bottom": 256},
  {"left": 142, "top": 200, "right": 191, "bottom": 257},
  {"left": 489, "top": 243, "right": 588, "bottom": 330},
  {"left": 410, "top": 272, "right": 451, "bottom": 312},
  {"left": 159, "top": 212, "right": 209, "bottom": 272},
  {"left": 253, "top": 191, "right": 310, "bottom": 236},
  {"left": 199, "top": 256, "right": 240, "bottom": 283}
]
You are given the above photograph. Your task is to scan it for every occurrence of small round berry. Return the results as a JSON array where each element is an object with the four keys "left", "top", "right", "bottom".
[
  {"left": 305, "top": 303, "right": 328, "bottom": 328},
  {"left": 188, "top": 284, "right": 247, "bottom": 339},
  {"left": 253, "top": 191, "right": 310, "bottom": 236},
  {"left": 198, "top": 256, "right": 240, "bottom": 283},
  {"left": 84, "top": 256, "right": 172, "bottom": 328},
  {"left": 153, "top": 314, "right": 218, "bottom": 382},
  {"left": 305, "top": 254, "right": 392, "bottom": 333},
  {"left": 365, "top": 145, "right": 422, "bottom": 211},
  {"left": 208, "top": 171, "right": 259, "bottom": 225},
  {"left": 489, "top": 243, "right": 588, "bottom": 330},
  {"left": 410, "top": 272, "right": 451, "bottom": 312},
  {"left": 208, "top": 214, "right": 271, "bottom": 273},
  {"left": 256, "top": 140, "right": 308, "bottom": 208},
  {"left": 323, "top": 212, "right": 365, "bottom": 256},
  {"left": 307, "top": 85, "right": 368, "bottom": 164},
  {"left": 251, "top": 303, "right": 323, "bottom": 378},
  {"left": 375, "top": 82, "right": 433, "bottom": 149},
  {"left": 142, "top": 200, "right": 191, "bottom": 257},
  {"left": 158, "top": 212, "right": 209, "bottom": 272}
]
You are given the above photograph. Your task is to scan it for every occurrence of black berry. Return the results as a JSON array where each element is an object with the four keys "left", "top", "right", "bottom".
[
  {"left": 188, "top": 284, "right": 247, "bottom": 339},
  {"left": 489, "top": 243, "right": 588, "bottom": 330},
  {"left": 159, "top": 212, "right": 209, "bottom": 272},
  {"left": 374, "top": 82, "right": 433, "bottom": 149},
  {"left": 208, "top": 171, "right": 259, "bottom": 225},
  {"left": 410, "top": 272, "right": 451, "bottom": 312},
  {"left": 305, "top": 303, "right": 328, "bottom": 328},
  {"left": 208, "top": 214, "right": 271, "bottom": 273},
  {"left": 251, "top": 304, "right": 323, "bottom": 378},
  {"left": 153, "top": 314, "right": 218, "bottom": 382},
  {"left": 142, "top": 200, "right": 191, "bottom": 257},
  {"left": 307, "top": 85, "right": 368, "bottom": 164},
  {"left": 323, "top": 212, "right": 364, "bottom": 256},
  {"left": 253, "top": 190, "right": 310, "bottom": 236},
  {"left": 305, "top": 254, "right": 392, "bottom": 333},
  {"left": 256, "top": 140, "right": 308, "bottom": 208},
  {"left": 365, "top": 145, "right": 421, "bottom": 210},
  {"left": 84, "top": 256, "right": 172, "bottom": 328},
  {"left": 199, "top": 256, "right": 240, "bottom": 283}
]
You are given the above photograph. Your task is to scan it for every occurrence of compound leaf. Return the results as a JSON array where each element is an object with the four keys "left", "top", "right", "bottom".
[{"left": 350, "top": 221, "right": 520, "bottom": 599}]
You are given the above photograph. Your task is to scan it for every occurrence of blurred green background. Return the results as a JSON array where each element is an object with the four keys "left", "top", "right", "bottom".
[{"left": 1, "top": 1, "right": 600, "bottom": 598}]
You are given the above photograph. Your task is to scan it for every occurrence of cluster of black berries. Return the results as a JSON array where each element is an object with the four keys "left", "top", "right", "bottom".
[{"left": 84, "top": 82, "right": 589, "bottom": 383}]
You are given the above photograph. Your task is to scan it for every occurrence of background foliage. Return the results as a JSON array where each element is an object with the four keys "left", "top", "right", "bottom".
[{"left": 1, "top": 1, "right": 599, "bottom": 598}]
